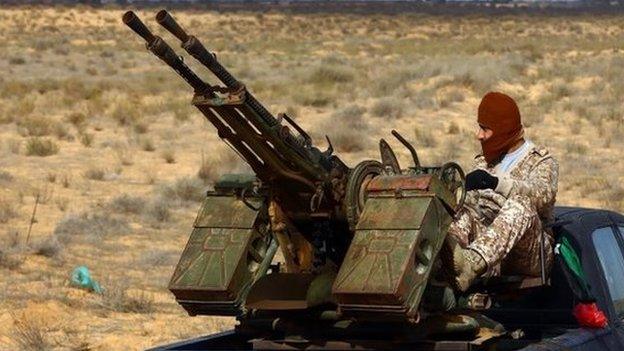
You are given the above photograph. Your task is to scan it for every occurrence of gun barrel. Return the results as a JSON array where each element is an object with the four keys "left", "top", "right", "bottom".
[
  {"left": 123, "top": 11, "right": 155, "bottom": 44},
  {"left": 153, "top": 11, "right": 338, "bottom": 182},
  {"left": 156, "top": 10, "right": 189, "bottom": 43},
  {"left": 123, "top": 12, "right": 206, "bottom": 92},
  {"left": 155, "top": 11, "right": 280, "bottom": 131},
  {"left": 155, "top": 11, "right": 242, "bottom": 89}
]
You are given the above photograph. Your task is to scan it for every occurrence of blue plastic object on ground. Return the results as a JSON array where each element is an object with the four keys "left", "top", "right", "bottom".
[{"left": 70, "top": 266, "right": 103, "bottom": 294}]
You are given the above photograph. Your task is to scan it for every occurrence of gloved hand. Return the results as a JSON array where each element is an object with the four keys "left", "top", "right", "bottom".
[{"left": 465, "top": 169, "right": 498, "bottom": 191}]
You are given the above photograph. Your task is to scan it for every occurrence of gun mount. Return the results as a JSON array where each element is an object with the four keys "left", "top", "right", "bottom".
[{"left": 124, "top": 9, "right": 468, "bottom": 347}]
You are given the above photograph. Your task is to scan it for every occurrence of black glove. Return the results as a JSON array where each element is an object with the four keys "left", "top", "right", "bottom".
[{"left": 465, "top": 169, "right": 498, "bottom": 191}]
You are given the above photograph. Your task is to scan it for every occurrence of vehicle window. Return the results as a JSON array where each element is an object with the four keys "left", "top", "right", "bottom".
[{"left": 592, "top": 227, "right": 624, "bottom": 316}]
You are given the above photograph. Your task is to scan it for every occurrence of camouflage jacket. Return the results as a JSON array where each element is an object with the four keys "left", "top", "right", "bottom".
[{"left": 470, "top": 141, "right": 559, "bottom": 225}]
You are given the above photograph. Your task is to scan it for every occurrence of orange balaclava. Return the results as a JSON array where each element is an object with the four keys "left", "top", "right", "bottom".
[{"left": 477, "top": 92, "right": 524, "bottom": 165}]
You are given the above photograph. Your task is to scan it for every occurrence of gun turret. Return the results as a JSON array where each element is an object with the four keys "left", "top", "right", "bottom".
[{"left": 124, "top": 11, "right": 465, "bottom": 325}]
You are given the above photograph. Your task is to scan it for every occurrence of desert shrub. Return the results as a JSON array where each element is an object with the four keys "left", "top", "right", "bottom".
[
  {"left": 53, "top": 212, "right": 130, "bottom": 244},
  {"left": 437, "top": 87, "right": 465, "bottom": 108},
  {"left": 0, "top": 199, "right": 18, "bottom": 223},
  {"left": 372, "top": 67, "right": 424, "bottom": 97},
  {"left": 328, "top": 128, "right": 368, "bottom": 153},
  {"left": 307, "top": 64, "right": 355, "bottom": 85},
  {"left": 447, "top": 121, "right": 460, "bottom": 135},
  {"left": 144, "top": 197, "right": 171, "bottom": 223},
  {"left": 552, "top": 82, "right": 572, "bottom": 99},
  {"left": 138, "top": 249, "right": 176, "bottom": 267},
  {"left": 18, "top": 116, "right": 54, "bottom": 137},
  {"left": 55, "top": 196, "right": 69, "bottom": 212},
  {"left": 8, "top": 57, "right": 26, "bottom": 65},
  {"left": 6, "top": 138, "right": 22, "bottom": 154},
  {"left": 84, "top": 167, "right": 105, "bottom": 181},
  {"left": 11, "top": 315, "right": 51, "bottom": 351},
  {"left": 292, "top": 88, "right": 334, "bottom": 107},
  {"left": 60, "top": 174, "right": 71, "bottom": 188},
  {"left": 161, "top": 149, "right": 176, "bottom": 164},
  {"left": 66, "top": 112, "right": 87, "bottom": 127},
  {"left": 110, "top": 97, "right": 140, "bottom": 126},
  {"left": 99, "top": 282, "right": 155, "bottom": 314},
  {"left": 32, "top": 236, "right": 63, "bottom": 259},
  {"left": 53, "top": 123, "right": 71, "bottom": 141},
  {"left": 139, "top": 137, "right": 155, "bottom": 152},
  {"left": 114, "top": 145, "right": 134, "bottom": 166},
  {"left": 330, "top": 104, "right": 367, "bottom": 129},
  {"left": 319, "top": 105, "right": 370, "bottom": 153},
  {"left": 522, "top": 106, "right": 545, "bottom": 128},
  {"left": 109, "top": 194, "right": 146, "bottom": 215},
  {"left": 79, "top": 132, "right": 94, "bottom": 147},
  {"left": 133, "top": 122, "right": 148, "bottom": 134},
  {"left": 414, "top": 127, "right": 438, "bottom": 148},
  {"left": 25, "top": 138, "right": 59, "bottom": 157},
  {"left": 160, "top": 177, "right": 206, "bottom": 203},
  {"left": 565, "top": 141, "right": 588, "bottom": 155},
  {"left": 371, "top": 97, "right": 403, "bottom": 119},
  {"left": 172, "top": 100, "right": 193, "bottom": 122},
  {"left": 0, "top": 250, "right": 23, "bottom": 270},
  {"left": 8, "top": 95, "right": 36, "bottom": 119},
  {"left": 0, "top": 171, "right": 13, "bottom": 182}
]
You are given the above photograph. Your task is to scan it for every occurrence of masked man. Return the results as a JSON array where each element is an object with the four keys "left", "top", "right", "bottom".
[{"left": 443, "top": 92, "right": 559, "bottom": 292}]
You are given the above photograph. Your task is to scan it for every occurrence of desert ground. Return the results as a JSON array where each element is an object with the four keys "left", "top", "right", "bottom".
[{"left": 0, "top": 5, "right": 623, "bottom": 350}]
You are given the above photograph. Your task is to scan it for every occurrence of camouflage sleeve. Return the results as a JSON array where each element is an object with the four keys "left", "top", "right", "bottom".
[{"left": 494, "top": 157, "right": 559, "bottom": 210}]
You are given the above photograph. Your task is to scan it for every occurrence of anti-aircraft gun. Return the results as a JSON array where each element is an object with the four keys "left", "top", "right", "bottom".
[{"left": 124, "top": 10, "right": 468, "bottom": 349}]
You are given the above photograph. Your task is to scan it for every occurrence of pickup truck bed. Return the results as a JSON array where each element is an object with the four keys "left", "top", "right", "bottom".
[{"left": 149, "top": 207, "right": 624, "bottom": 351}]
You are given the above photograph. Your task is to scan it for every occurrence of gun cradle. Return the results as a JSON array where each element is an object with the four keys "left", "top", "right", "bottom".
[{"left": 169, "top": 172, "right": 456, "bottom": 321}]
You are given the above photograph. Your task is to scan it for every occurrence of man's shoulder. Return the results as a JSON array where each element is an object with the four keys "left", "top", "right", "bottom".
[{"left": 528, "top": 143, "right": 557, "bottom": 164}]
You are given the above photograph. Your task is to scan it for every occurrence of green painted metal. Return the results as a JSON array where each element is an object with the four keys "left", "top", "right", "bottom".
[
  {"left": 356, "top": 197, "right": 432, "bottom": 230},
  {"left": 194, "top": 196, "right": 260, "bottom": 228},
  {"left": 169, "top": 195, "right": 266, "bottom": 316},
  {"left": 170, "top": 227, "right": 252, "bottom": 290},
  {"left": 333, "top": 192, "right": 453, "bottom": 320}
]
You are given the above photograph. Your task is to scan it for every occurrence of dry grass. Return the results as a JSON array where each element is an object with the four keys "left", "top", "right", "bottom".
[
  {"left": 78, "top": 132, "right": 94, "bottom": 147},
  {"left": 0, "top": 198, "right": 18, "bottom": 223},
  {"left": 31, "top": 236, "right": 63, "bottom": 259},
  {"left": 161, "top": 149, "right": 176, "bottom": 164},
  {"left": 83, "top": 167, "right": 106, "bottom": 181},
  {"left": 371, "top": 97, "right": 404, "bottom": 119},
  {"left": 160, "top": 177, "right": 206, "bottom": 203},
  {"left": 109, "top": 194, "right": 146, "bottom": 215},
  {"left": 99, "top": 280, "right": 155, "bottom": 314},
  {"left": 53, "top": 212, "right": 130, "bottom": 243},
  {"left": 1, "top": 6, "right": 623, "bottom": 350},
  {"left": 11, "top": 314, "right": 52, "bottom": 351},
  {"left": 25, "top": 137, "right": 59, "bottom": 156}
]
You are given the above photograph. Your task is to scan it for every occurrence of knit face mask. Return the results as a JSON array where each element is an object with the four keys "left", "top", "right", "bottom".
[{"left": 477, "top": 92, "right": 524, "bottom": 165}]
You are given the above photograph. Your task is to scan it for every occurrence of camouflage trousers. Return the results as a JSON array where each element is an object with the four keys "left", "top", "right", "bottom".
[{"left": 448, "top": 191, "right": 553, "bottom": 276}]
